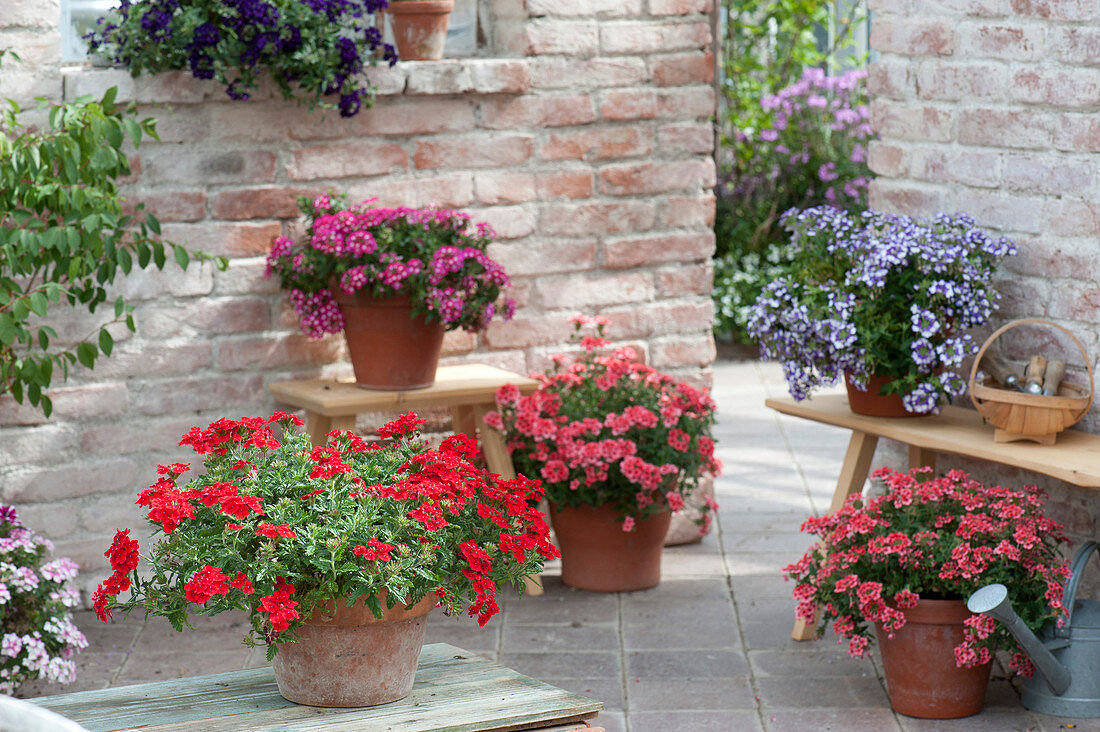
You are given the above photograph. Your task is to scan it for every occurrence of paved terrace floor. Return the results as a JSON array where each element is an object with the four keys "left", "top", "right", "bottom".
[{"left": 21, "top": 359, "right": 1097, "bottom": 731}]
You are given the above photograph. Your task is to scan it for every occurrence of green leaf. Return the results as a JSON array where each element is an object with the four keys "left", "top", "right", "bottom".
[
  {"left": 0, "top": 314, "right": 16, "bottom": 346},
  {"left": 123, "top": 117, "right": 142, "bottom": 145},
  {"left": 77, "top": 342, "right": 97, "bottom": 370},
  {"left": 40, "top": 394, "right": 53, "bottom": 418},
  {"left": 100, "top": 85, "right": 118, "bottom": 111},
  {"left": 28, "top": 291, "right": 47, "bottom": 317},
  {"left": 145, "top": 213, "right": 161, "bottom": 236},
  {"left": 173, "top": 245, "right": 190, "bottom": 270},
  {"left": 98, "top": 328, "right": 114, "bottom": 357},
  {"left": 114, "top": 295, "right": 125, "bottom": 318}
]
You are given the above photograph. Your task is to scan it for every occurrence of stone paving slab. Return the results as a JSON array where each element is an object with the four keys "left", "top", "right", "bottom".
[{"left": 18, "top": 359, "right": 1084, "bottom": 731}]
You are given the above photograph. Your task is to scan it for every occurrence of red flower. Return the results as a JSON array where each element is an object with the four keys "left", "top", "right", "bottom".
[
  {"left": 184, "top": 565, "right": 231, "bottom": 604},
  {"left": 459, "top": 541, "right": 493, "bottom": 574},
  {"left": 377, "top": 412, "right": 426, "bottom": 439},
  {"left": 91, "top": 587, "right": 112, "bottom": 622},
  {"left": 155, "top": 462, "right": 191, "bottom": 476},
  {"left": 217, "top": 488, "right": 265, "bottom": 521},
  {"left": 231, "top": 572, "right": 255, "bottom": 595},
  {"left": 268, "top": 412, "right": 305, "bottom": 427},
  {"left": 353, "top": 537, "right": 395, "bottom": 561},
  {"left": 257, "top": 578, "right": 299, "bottom": 632},
  {"left": 105, "top": 529, "right": 140, "bottom": 575},
  {"left": 255, "top": 523, "right": 296, "bottom": 539}
]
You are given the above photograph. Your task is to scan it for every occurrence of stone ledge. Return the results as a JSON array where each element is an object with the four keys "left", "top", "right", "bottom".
[{"left": 61, "top": 58, "right": 530, "bottom": 105}]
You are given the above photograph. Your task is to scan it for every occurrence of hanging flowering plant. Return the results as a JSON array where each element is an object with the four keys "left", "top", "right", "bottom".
[
  {"left": 746, "top": 206, "right": 1017, "bottom": 413},
  {"left": 266, "top": 194, "right": 516, "bottom": 338},
  {"left": 85, "top": 0, "right": 396, "bottom": 118},
  {"left": 486, "top": 316, "right": 721, "bottom": 532},
  {"left": 0, "top": 506, "right": 86, "bottom": 694},
  {"left": 784, "top": 467, "right": 1070, "bottom": 676},
  {"left": 92, "top": 412, "right": 556, "bottom": 656}
]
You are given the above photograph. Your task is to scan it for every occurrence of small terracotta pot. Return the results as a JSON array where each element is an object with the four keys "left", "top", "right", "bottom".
[
  {"left": 549, "top": 503, "right": 671, "bottom": 592},
  {"left": 273, "top": 595, "right": 436, "bottom": 707},
  {"left": 385, "top": 0, "right": 454, "bottom": 61},
  {"left": 875, "top": 598, "right": 992, "bottom": 719},
  {"left": 330, "top": 290, "right": 445, "bottom": 391},
  {"left": 844, "top": 372, "right": 922, "bottom": 418}
]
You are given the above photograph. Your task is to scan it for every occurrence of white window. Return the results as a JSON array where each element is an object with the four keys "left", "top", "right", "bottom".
[{"left": 61, "top": 0, "right": 119, "bottom": 62}]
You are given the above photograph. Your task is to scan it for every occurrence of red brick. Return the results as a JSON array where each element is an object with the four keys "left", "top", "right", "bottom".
[
  {"left": 915, "top": 62, "right": 1006, "bottom": 101},
  {"left": 540, "top": 200, "right": 656, "bottom": 235},
  {"left": 1006, "top": 234, "right": 1100, "bottom": 282},
  {"left": 212, "top": 259, "right": 281, "bottom": 296},
  {"left": 1044, "top": 200, "right": 1100, "bottom": 238},
  {"left": 0, "top": 425, "right": 78, "bottom": 465},
  {"left": 406, "top": 59, "right": 530, "bottom": 95},
  {"left": 489, "top": 239, "right": 599, "bottom": 275},
  {"left": 140, "top": 149, "right": 276, "bottom": 185},
  {"left": 868, "top": 0, "right": 912, "bottom": 11},
  {"left": 661, "top": 194, "right": 716, "bottom": 227},
  {"left": 1010, "top": 68, "right": 1100, "bottom": 107},
  {"left": 650, "top": 51, "right": 714, "bottom": 86},
  {"left": 1054, "top": 115, "right": 1100, "bottom": 152},
  {"left": 920, "top": 0, "right": 1010, "bottom": 14},
  {"left": 414, "top": 134, "right": 534, "bottom": 169},
  {"left": 649, "top": 0, "right": 709, "bottom": 14},
  {"left": 535, "top": 170, "right": 595, "bottom": 199},
  {"left": 600, "top": 159, "right": 715, "bottom": 195},
  {"left": 1003, "top": 154, "right": 1094, "bottom": 195},
  {"left": 162, "top": 221, "right": 284, "bottom": 258},
  {"left": 355, "top": 173, "right": 474, "bottom": 208},
  {"left": 290, "top": 98, "right": 477, "bottom": 138},
  {"left": 651, "top": 336, "right": 716, "bottom": 368},
  {"left": 656, "top": 123, "right": 713, "bottom": 155},
  {"left": 534, "top": 271, "right": 654, "bottom": 307},
  {"left": 529, "top": 57, "right": 648, "bottom": 89},
  {"left": 600, "top": 89, "right": 657, "bottom": 120},
  {"left": 1010, "top": 0, "right": 1098, "bottom": 20},
  {"left": 604, "top": 232, "right": 715, "bottom": 268},
  {"left": 993, "top": 276, "right": 1050, "bottom": 319},
  {"left": 483, "top": 314, "right": 575, "bottom": 349},
  {"left": 867, "top": 180, "right": 946, "bottom": 218},
  {"left": 472, "top": 205, "right": 537, "bottom": 239},
  {"left": 645, "top": 300, "right": 714, "bottom": 335},
  {"left": 144, "top": 297, "right": 272, "bottom": 337},
  {"left": 868, "top": 59, "right": 913, "bottom": 100},
  {"left": 957, "top": 108, "right": 1053, "bottom": 149},
  {"left": 2, "top": 458, "right": 140, "bottom": 504},
  {"left": 128, "top": 191, "right": 206, "bottom": 222},
  {"left": 600, "top": 21, "right": 711, "bottom": 54},
  {"left": 288, "top": 141, "right": 409, "bottom": 181},
  {"left": 80, "top": 414, "right": 206, "bottom": 457},
  {"left": 211, "top": 186, "right": 315, "bottom": 219},
  {"left": 205, "top": 104, "right": 294, "bottom": 142},
  {"left": 91, "top": 342, "right": 215, "bottom": 380},
  {"left": 998, "top": 321, "right": 1097, "bottom": 364},
  {"left": 217, "top": 336, "right": 343, "bottom": 372},
  {"left": 955, "top": 189, "right": 1045, "bottom": 234},
  {"left": 656, "top": 86, "right": 715, "bottom": 120},
  {"left": 541, "top": 126, "right": 653, "bottom": 161},
  {"left": 0, "top": 384, "right": 130, "bottom": 427},
  {"left": 441, "top": 329, "right": 477, "bottom": 357},
  {"left": 131, "top": 374, "right": 266, "bottom": 415},
  {"left": 1047, "top": 282, "right": 1100, "bottom": 321},
  {"left": 960, "top": 24, "right": 1046, "bottom": 61},
  {"left": 14, "top": 502, "right": 79, "bottom": 538},
  {"left": 443, "top": 350, "right": 528, "bottom": 374},
  {"left": 3, "top": 0, "right": 58, "bottom": 26},
  {"left": 526, "top": 0, "right": 641, "bottom": 15},
  {"left": 871, "top": 100, "right": 953, "bottom": 142},
  {"left": 1053, "top": 27, "right": 1100, "bottom": 66},
  {"left": 475, "top": 171, "right": 538, "bottom": 205},
  {"left": 540, "top": 95, "right": 599, "bottom": 126},
  {"left": 912, "top": 147, "right": 1002, "bottom": 188},
  {"left": 482, "top": 95, "right": 598, "bottom": 128},
  {"left": 119, "top": 262, "right": 214, "bottom": 300},
  {"left": 870, "top": 18, "right": 956, "bottom": 56},
  {"left": 868, "top": 141, "right": 909, "bottom": 178},
  {"left": 526, "top": 20, "right": 600, "bottom": 55}
]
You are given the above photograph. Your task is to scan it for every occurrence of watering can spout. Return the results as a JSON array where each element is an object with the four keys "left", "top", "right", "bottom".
[{"left": 967, "top": 583, "right": 1072, "bottom": 696}]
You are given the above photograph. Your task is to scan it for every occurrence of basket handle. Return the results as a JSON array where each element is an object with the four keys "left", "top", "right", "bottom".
[{"left": 967, "top": 318, "right": 1094, "bottom": 414}]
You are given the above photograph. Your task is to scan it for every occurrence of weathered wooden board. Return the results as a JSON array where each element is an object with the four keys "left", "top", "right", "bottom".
[
  {"left": 31, "top": 644, "right": 601, "bottom": 732},
  {"left": 766, "top": 394, "right": 1100, "bottom": 487}
]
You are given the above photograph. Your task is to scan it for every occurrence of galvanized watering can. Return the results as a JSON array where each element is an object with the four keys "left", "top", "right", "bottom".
[{"left": 967, "top": 541, "right": 1100, "bottom": 718}]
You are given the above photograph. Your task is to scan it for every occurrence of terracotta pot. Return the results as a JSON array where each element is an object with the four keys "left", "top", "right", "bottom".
[
  {"left": 385, "top": 0, "right": 454, "bottom": 61},
  {"left": 844, "top": 372, "right": 921, "bottom": 418},
  {"left": 273, "top": 595, "right": 436, "bottom": 707},
  {"left": 875, "top": 598, "right": 992, "bottom": 719},
  {"left": 330, "top": 290, "right": 445, "bottom": 391},
  {"left": 549, "top": 503, "right": 671, "bottom": 592}
]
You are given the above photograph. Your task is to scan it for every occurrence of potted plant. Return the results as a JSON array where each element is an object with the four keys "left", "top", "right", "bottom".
[
  {"left": 85, "top": 0, "right": 397, "bottom": 117},
  {"left": 784, "top": 466, "right": 1071, "bottom": 719},
  {"left": 384, "top": 0, "right": 454, "bottom": 61},
  {"left": 486, "top": 316, "right": 721, "bottom": 592},
  {"left": 746, "top": 207, "right": 1017, "bottom": 416},
  {"left": 0, "top": 506, "right": 86, "bottom": 695},
  {"left": 91, "top": 412, "right": 556, "bottom": 708},
  {"left": 266, "top": 194, "right": 515, "bottom": 390}
]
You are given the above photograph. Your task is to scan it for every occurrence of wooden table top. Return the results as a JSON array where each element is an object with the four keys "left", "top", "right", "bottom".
[
  {"left": 32, "top": 643, "right": 602, "bottom": 732},
  {"left": 269, "top": 364, "right": 539, "bottom": 416},
  {"left": 766, "top": 394, "right": 1100, "bottom": 488}
]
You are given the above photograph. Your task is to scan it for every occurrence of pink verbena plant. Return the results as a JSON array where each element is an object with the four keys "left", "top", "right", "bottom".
[
  {"left": 92, "top": 412, "right": 556, "bottom": 659},
  {"left": 783, "top": 467, "right": 1071, "bottom": 676},
  {"left": 487, "top": 316, "right": 721, "bottom": 532},
  {"left": 266, "top": 193, "right": 515, "bottom": 338},
  {"left": 0, "top": 506, "right": 86, "bottom": 694}
]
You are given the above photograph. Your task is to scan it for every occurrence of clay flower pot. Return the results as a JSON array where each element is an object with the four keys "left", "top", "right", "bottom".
[
  {"left": 385, "top": 0, "right": 454, "bottom": 61},
  {"left": 875, "top": 598, "right": 992, "bottom": 719},
  {"left": 273, "top": 595, "right": 436, "bottom": 707},
  {"left": 845, "top": 372, "right": 921, "bottom": 418},
  {"left": 549, "top": 503, "right": 671, "bottom": 592},
  {"left": 330, "top": 290, "right": 445, "bottom": 391}
]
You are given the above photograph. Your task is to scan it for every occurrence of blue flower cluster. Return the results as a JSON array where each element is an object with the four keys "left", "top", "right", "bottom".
[
  {"left": 747, "top": 206, "right": 1016, "bottom": 414},
  {"left": 87, "top": 0, "right": 397, "bottom": 118}
]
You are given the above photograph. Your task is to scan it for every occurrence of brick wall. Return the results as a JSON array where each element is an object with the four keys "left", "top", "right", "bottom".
[
  {"left": 867, "top": 0, "right": 1100, "bottom": 546},
  {"left": 0, "top": 0, "right": 717, "bottom": 593}
]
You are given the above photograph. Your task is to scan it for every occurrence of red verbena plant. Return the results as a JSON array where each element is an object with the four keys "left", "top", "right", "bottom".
[
  {"left": 92, "top": 412, "right": 556, "bottom": 658},
  {"left": 784, "top": 466, "right": 1071, "bottom": 676},
  {"left": 487, "top": 316, "right": 721, "bottom": 532}
]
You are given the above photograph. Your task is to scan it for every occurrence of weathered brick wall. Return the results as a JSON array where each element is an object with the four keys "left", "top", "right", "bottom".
[
  {"left": 0, "top": 0, "right": 717, "bottom": 594},
  {"left": 867, "top": 0, "right": 1100, "bottom": 546}
]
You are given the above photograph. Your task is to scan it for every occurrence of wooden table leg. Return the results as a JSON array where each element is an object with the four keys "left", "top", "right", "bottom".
[
  {"left": 908, "top": 445, "right": 937, "bottom": 475},
  {"left": 792, "top": 430, "right": 879, "bottom": 641},
  {"left": 306, "top": 414, "right": 357, "bottom": 447},
  {"left": 450, "top": 405, "right": 478, "bottom": 440}
]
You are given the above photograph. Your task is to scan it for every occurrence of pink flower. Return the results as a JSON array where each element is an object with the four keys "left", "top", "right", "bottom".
[{"left": 621, "top": 516, "right": 635, "bottom": 532}]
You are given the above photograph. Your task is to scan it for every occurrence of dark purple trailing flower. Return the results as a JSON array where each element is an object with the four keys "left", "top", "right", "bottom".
[
  {"left": 226, "top": 79, "right": 251, "bottom": 101},
  {"left": 191, "top": 22, "right": 220, "bottom": 48},
  {"left": 188, "top": 50, "right": 216, "bottom": 79},
  {"left": 338, "top": 89, "right": 362, "bottom": 118}
]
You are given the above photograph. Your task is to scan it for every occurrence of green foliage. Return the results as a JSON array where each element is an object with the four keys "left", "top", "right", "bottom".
[{"left": 0, "top": 55, "right": 226, "bottom": 416}]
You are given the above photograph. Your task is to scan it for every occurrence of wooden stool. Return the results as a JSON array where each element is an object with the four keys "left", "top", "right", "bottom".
[{"left": 269, "top": 363, "right": 545, "bottom": 594}]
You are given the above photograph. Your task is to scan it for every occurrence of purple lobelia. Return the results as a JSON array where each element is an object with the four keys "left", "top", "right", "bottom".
[{"left": 747, "top": 206, "right": 1016, "bottom": 413}]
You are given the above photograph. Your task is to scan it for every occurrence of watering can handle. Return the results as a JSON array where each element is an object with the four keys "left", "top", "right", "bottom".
[{"left": 1061, "top": 541, "right": 1100, "bottom": 623}]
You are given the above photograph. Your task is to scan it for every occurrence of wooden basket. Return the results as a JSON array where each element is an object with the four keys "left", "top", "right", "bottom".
[{"left": 968, "top": 318, "right": 1094, "bottom": 445}]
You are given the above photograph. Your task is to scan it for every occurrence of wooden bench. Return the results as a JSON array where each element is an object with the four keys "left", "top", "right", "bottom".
[
  {"left": 30, "top": 643, "right": 603, "bottom": 732},
  {"left": 766, "top": 394, "right": 1100, "bottom": 641}
]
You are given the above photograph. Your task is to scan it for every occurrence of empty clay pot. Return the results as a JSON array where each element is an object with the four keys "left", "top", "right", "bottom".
[
  {"left": 385, "top": 0, "right": 454, "bottom": 61},
  {"left": 549, "top": 503, "right": 671, "bottom": 592}
]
